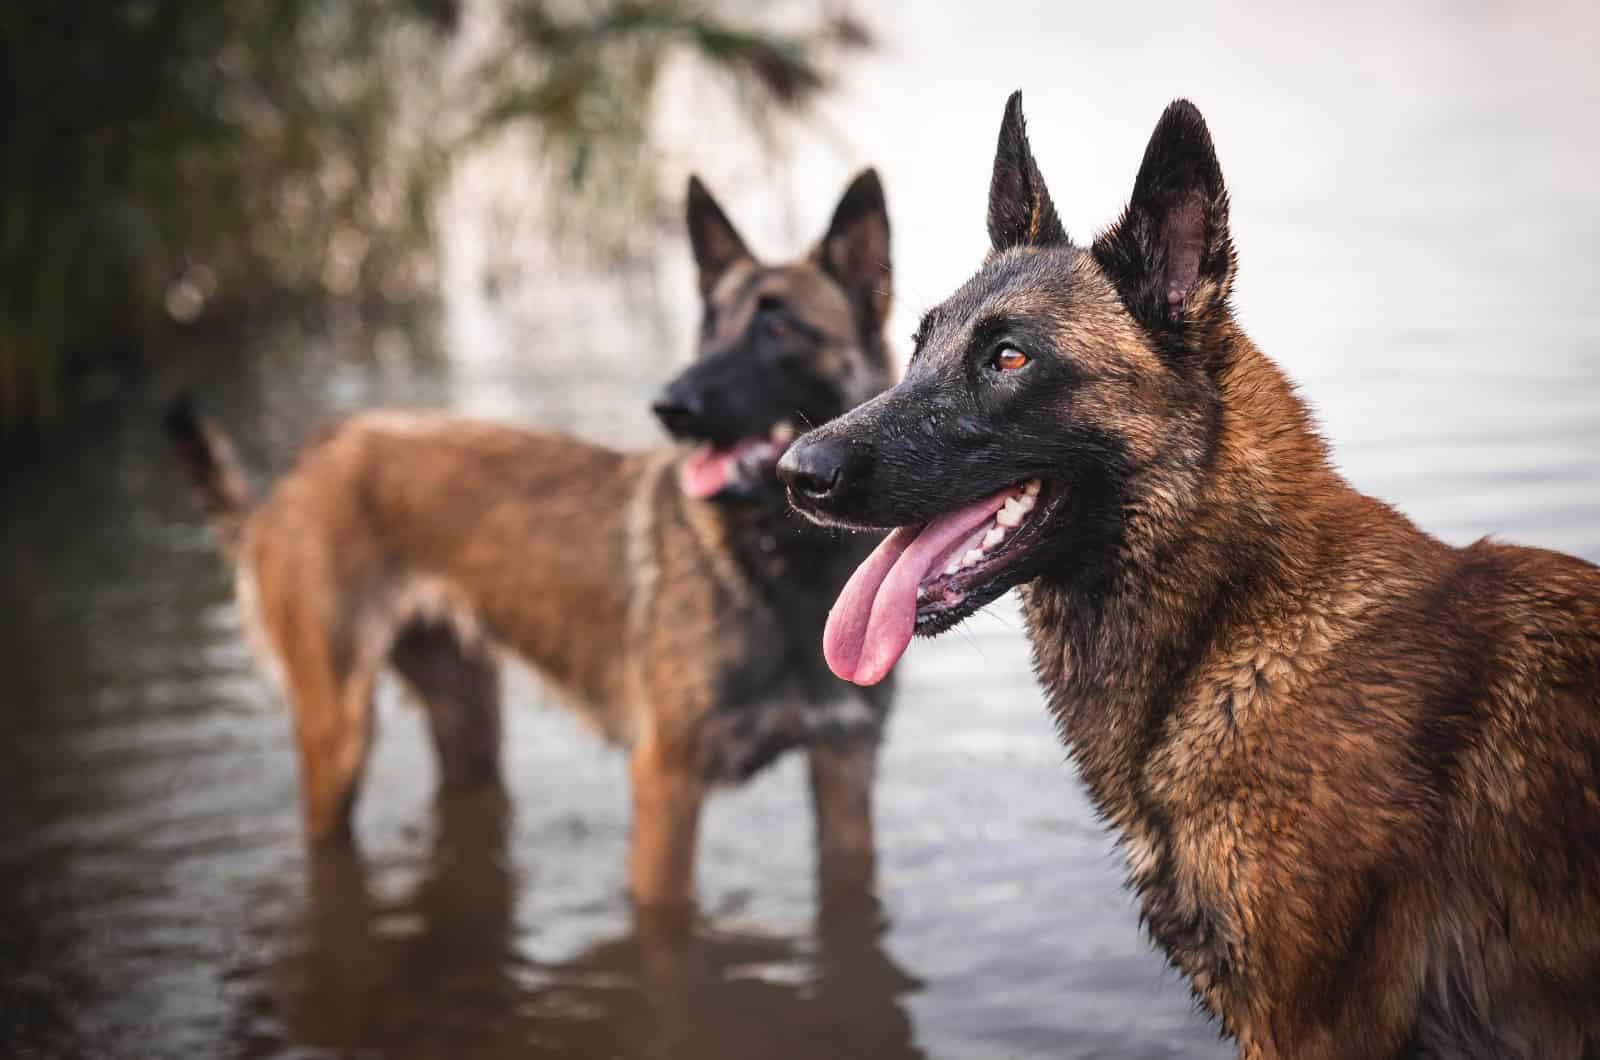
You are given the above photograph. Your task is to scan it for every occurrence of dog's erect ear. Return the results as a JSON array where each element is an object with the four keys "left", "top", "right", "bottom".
[
  {"left": 687, "top": 175, "right": 753, "bottom": 299},
  {"left": 812, "top": 168, "right": 892, "bottom": 330},
  {"left": 1093, "top": 100, "right": 1235, "bottom": 335},
  {"left": 988, "top": 92, "right": 1067, "bottom": 252}
]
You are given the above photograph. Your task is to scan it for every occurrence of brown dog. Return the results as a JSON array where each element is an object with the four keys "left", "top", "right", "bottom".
[
  {"left": 780, "top": 95, "right": 1600, "bottom": 1056},
  {"left": 167, "top": 170, "right": 898, "bottom": 908}
]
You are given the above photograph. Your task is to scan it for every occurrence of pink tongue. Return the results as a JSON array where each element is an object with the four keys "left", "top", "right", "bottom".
[
  {"left": 823, "top": 487, "right": 1014, "bottom": 686},
  {"left": 678, "top": 439, "right": 770, "bottom": 499},
  {"left": 679, "top": 445, "right": 732, "bottom": 498}
]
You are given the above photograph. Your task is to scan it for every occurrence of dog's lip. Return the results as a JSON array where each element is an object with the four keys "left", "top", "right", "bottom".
[
  {"left": 821, "top": 478, "right": 1057, "bottom": 685},
  {"left": 677, "top": 421, "right": 799, "bottom": 499},
  {"left": 912, "top": 481, "right": 1058, "bottom": 621}
]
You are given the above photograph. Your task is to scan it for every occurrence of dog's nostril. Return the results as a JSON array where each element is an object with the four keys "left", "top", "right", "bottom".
[
  {"left": 794, "top": 465, "right": 840, "bottom": 498},
  {"left": 778, "top": 444, "right": 845, "bottom": 501}
]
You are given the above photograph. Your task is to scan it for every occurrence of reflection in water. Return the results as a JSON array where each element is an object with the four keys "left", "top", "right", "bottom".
[
  {"left": 3, "top": 3, "right": 1596, "bottom": 1056},
  {"left": 248, "top": 788, "right": 921, "bottom": 1059},
  {"left": 256, "top": 789, "right": 521, "bottom": 1055}
]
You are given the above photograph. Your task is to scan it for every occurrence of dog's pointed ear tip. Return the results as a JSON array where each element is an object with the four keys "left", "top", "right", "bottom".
[
  {"left": 827, "top": 170, "right": 888, "bottom": 233},
  {"left": 999, "top": 90, "right": 1027, "bottom": 135},
  {"left": 848, "top": 168, "right": 887, "bottom": 210},
  {"left": 1157, "top": 99, "right": 1214, "bottom": 140}
]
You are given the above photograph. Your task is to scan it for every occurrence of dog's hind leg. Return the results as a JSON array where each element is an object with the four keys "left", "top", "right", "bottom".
[
  {"left": 808, "top": 739, "right": 879, "bottom": 901},
  {"left": 628, "top": 727, "right": 706, "bottom": 908},
  {"left": 283, "top": 643, "right": 378, "bottom": 844},
  {"left": 389, "top": 617, "right": 502, "bottom": 788}
]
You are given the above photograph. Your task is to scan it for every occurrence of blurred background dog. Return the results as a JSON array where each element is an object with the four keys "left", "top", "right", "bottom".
[{"left": 166, "top": 171, "right": 897, "bottom": 908}]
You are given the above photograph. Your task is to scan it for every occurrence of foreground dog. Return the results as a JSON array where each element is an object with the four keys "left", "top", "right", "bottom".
[
  {"left": 168, "top": 171, "right": 898, "bottom": 907},
  {"left": 780, "top": 95, "right": 1600, "bottom": 1057}
]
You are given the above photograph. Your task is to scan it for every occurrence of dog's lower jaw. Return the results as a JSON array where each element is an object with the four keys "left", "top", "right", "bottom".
[
  {"left": 819, "top": 479, "right": 1058, "bottom": 685},
  {"left": 909, "top": 483, "right": 1064, "bottom": 632},
  {"left": 911, "top": 579, "right": 1009, "bottom": 637},
  {"left": 679, "top": 424, "right": 798, "bottom": 502}
]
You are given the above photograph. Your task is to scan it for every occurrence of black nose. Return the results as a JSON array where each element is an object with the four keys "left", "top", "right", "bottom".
[
  {"left": 652, "top": 384, "right": 706, "bottom": 440},
  {"left": 777, "top": 435, "right": 847, "bottom": 502}
]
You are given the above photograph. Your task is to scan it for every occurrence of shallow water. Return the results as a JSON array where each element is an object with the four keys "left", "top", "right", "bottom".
[{"left": 4, "top": 2, "right": 1598, "bottom": 1057}]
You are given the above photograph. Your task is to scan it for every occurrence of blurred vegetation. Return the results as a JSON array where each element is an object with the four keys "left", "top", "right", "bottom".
[{"left": 0, "top": 0, "right": 867, "bottom": 444}]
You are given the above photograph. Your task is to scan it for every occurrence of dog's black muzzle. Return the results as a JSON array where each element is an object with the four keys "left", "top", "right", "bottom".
[
  {"left": 652, "top": 373, "right": 715, "bottom": 443},
  {"left": 778, "top": 382, "right": 943, "bottom": 529}
]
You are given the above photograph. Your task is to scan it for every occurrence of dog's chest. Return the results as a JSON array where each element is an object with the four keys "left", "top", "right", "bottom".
[
  {"left": 1117, "top": 786, "right": 1260, "bottom": 1026},
  {"left": 687, "top": 682, "right": 886, "bottom": 784},
  {"left": 1039, "top": 592, "right": 1352, "bottom": 1028},
  {"left": 682, "top": 528, "right": 890, "bottom": 783}
]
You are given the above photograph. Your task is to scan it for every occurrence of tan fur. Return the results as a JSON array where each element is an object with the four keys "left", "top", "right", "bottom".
[
  {"left": 1022, "top": 329, "right": 1600, "bottom": 1058},
  {"left": 783, "top": 98, "right": 1600, "bottom": 1056},
  {"left": 237, "top": 413, "right": 878, "bottom": 902},
  {"left": 176, "top": 171, "right": 901, "bottom": 908}
]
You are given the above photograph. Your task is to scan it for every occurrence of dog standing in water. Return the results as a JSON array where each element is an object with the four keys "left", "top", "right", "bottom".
[
  {"left": 780, "top": 95, "right": 1600, "bottom": 1056},
  {"left": 168, "top": 171, "right": 898, "bottom": 907}
]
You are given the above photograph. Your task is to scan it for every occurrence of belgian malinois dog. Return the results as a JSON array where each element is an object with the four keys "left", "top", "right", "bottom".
[
  {"left": 166, "top": 170, "right": 897, "bottom": 908},
  {"left": 779, "top": 95, "right": 1600, "bottom": 1057}
]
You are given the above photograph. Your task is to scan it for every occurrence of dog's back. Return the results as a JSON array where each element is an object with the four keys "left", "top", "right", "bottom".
[
  {"left": 1379, "top": 542, "right": 1600, "bottom": 1055},
  {"left": 1035, "top": 348, "right": 1600, "bottom": 1056},
  {"left": 237, "top": 412, "right": 643, "bottom": 734},
  {"left": 1122, "top": 439, "right": 1600, "bottom": 1055},
  {"left": 174, "top": 402, "right": 892, "bottom": 886}
]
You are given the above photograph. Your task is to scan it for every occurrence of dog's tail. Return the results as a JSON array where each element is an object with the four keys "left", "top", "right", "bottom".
[{"left": 163, "top": 391, "right": 255, "bottom": 560}]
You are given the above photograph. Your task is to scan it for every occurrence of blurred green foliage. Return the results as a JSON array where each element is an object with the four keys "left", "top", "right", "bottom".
[{"left": 0, "top": 0, "right": 866, "bottom": 442}]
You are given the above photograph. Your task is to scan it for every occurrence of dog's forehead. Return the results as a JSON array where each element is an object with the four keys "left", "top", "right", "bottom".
[
  {"left": 765, "top": 264, "right": 854, "bottom": 318},
  {"left": 924, "top": 247, "right": 1088, "bottom": 340},
  {"left": 707, "top": 260, "right": 854, "bottom": 334},
  {"left": 707, "top": 258, "right": 763, "bottom": 310}
]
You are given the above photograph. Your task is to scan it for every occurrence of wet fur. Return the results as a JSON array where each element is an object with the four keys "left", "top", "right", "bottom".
[
  {"left": 782, "top": 96, "right": 1600, "bottom": 1056},
  {"left": 168, "top": 172, "right": 898, "bottom": 908}
]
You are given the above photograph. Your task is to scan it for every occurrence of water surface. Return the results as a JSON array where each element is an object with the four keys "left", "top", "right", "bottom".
[{"left": 3, "top": 2, "right": 1597, "bottom": 1057}]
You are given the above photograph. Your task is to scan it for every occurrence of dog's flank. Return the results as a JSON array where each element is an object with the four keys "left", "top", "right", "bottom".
[
  {"left": 780, "top": 94, "right": 1600, "bottom": 1057},
  {"left": 168, "top": 170, "right": 899, "bottom": 909}
]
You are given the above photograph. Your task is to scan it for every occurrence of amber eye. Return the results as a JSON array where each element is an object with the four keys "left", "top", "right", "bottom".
[{"left": 991, "top": 345, "right": 1029, "bottom": 372}]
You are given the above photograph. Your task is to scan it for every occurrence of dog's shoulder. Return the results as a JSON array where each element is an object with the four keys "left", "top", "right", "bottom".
[{"left": 1424, "top": 538, "right": 1600, "bottom": 688}]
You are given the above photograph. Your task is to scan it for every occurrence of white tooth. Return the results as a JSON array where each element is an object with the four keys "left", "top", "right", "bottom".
[
  {"left": 996, "top": 500, "right": 1023, "bottom": 527},
  {"left": 982, "top": 526, "right": 1005, "bottom": 550},
  {"left": 962, "top": 549, "right": 985, "bottom": 568},
  {"left": 1025, "top": 479, "right": 1041, "bottom": 496},
  {"left": 1017, "top": 493, "right": 1036, "bottom": 514},
  {"left": 944, "top": 559, "right": 961, "bottom": 576}
]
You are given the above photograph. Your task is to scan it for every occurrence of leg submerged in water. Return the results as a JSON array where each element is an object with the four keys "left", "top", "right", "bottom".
[
  {"left": 390, "top": 617, "right": 503, "bottom": 789},
  {"left": 808, "top": 739, "right": 878, "bottom": 901}
]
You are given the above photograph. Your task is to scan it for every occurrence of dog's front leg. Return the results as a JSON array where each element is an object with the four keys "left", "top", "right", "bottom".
[
  {"left": 628, "top": 732, "right": 706, "bottom": 908},
  {"left": 808, "top": 740, "right": 879, "bottom": 902}
]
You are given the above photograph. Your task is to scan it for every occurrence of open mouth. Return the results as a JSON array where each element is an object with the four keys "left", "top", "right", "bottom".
[
  {"left": 823, "top": 478, "right": 1058, "bottom": 686},
  {"left": 678, "top": 421, "right": 798, "bottom": 500}
]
